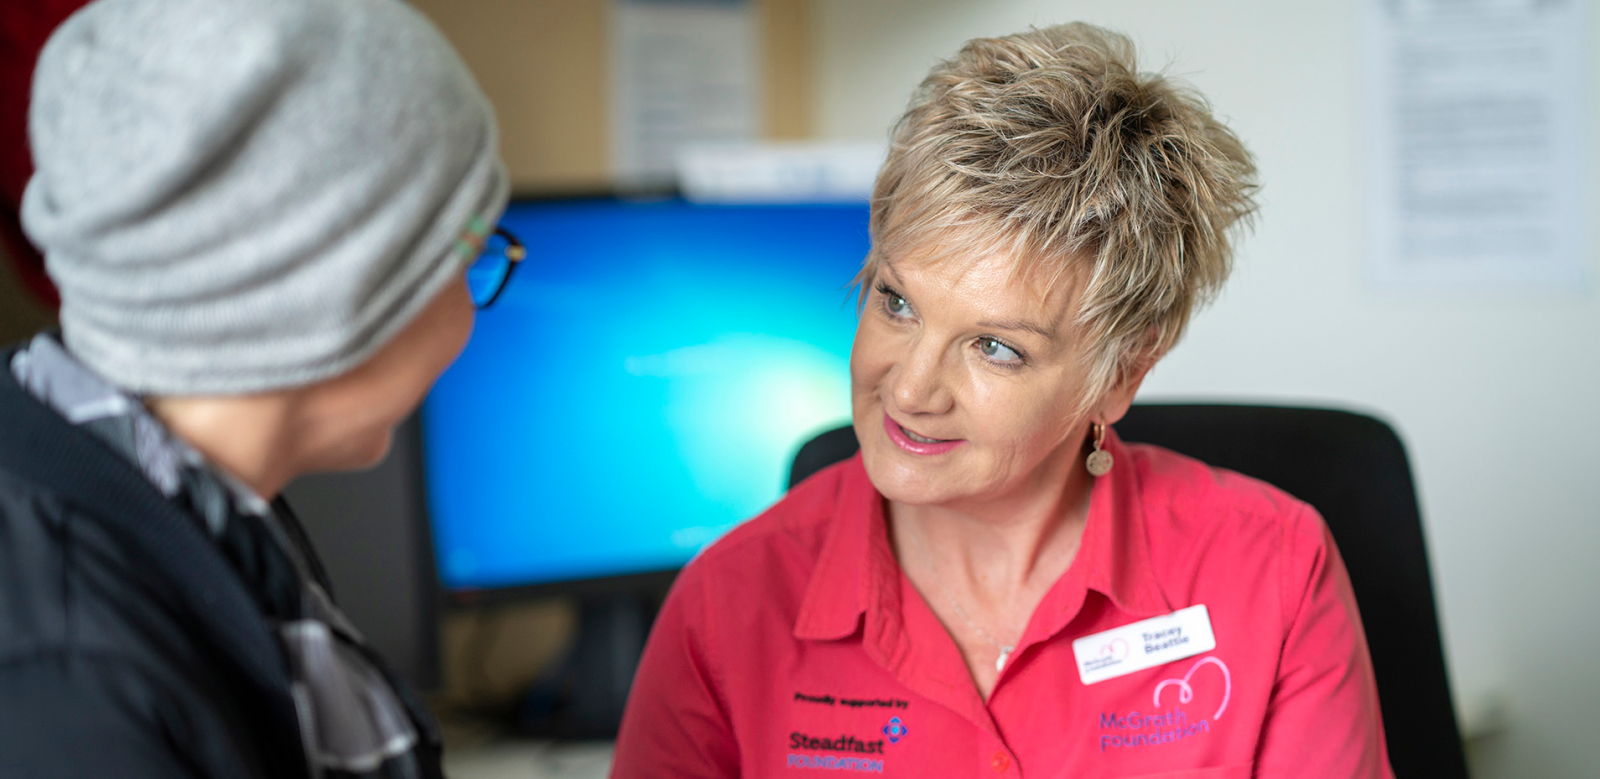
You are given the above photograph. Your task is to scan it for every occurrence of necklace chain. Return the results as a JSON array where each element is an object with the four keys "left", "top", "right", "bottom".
[{"left": 902, "top": 517, "right": 1020, "bottom": 673}]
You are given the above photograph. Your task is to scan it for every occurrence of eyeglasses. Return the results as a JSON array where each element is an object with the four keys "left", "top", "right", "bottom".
[{"left": 466, "top": 227, "right": 526, "bottom": 309}]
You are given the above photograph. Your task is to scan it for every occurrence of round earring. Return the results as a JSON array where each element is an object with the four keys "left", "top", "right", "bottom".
[{"left": 1086, "top": 422, "right": 1113, "bottom": 476}]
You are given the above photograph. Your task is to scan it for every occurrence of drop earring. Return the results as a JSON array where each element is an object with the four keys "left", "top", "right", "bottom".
[{"left": 1086, "top": 422, "right": 1113, "bottom": 476}]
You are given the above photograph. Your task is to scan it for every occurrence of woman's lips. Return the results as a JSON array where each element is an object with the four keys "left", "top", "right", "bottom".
[{"left": 882, "top": 413, "right": 965, "bottom": 455}]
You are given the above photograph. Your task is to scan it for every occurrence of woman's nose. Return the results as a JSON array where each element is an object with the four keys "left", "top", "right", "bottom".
[{"left": 890, "top": 336, "right": 953, "bottom": 415}]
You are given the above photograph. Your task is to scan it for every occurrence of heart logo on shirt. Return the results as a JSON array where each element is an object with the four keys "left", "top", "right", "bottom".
[{"left": 1152, "top": 655, "right": 1232, "bottom": 720}]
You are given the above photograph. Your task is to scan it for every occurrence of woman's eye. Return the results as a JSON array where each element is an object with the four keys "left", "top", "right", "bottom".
[
  {"left": 883, "top": 291, "right": 913, "bottom": 319},
  {"left": 978, "top": 337, "right": 1023, "bottom": 365}
]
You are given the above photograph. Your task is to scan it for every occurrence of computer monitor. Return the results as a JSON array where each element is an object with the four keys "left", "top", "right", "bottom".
[{"left": 421, "top": 196, "right": 870, "bottom": 599}]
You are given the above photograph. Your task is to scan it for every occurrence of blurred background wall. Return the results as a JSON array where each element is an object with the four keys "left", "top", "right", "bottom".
[
  {"left": 0, "top": 243, "right": 54, "bottom": 342},
  {"left": 408, "top": 0, "right": 813, "bottom": 192}
]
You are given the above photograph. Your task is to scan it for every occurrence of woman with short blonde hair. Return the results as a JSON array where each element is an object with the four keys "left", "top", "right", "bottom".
[
  {"left": 866, "top": 22, "right": 1258, "bottom": 412},
  {"left": 615, "top": 22, "right": 1389, "bottom": 778}
]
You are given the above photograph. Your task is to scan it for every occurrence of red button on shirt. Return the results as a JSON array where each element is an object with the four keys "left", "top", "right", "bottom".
[
  {"left": 990, "top": 751, "right": 1010, "bottom": 773},
  {"left": 614, "top": 431, "right": 1392, "bottom": 778}
]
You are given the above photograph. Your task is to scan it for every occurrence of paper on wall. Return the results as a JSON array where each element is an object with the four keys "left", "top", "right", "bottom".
[
  {"left": 676, "top": 141, "right": 886, "bottom": 203},
  {"left": 1365, "top": 0, "right": 1589, "bottom": 290},
  {"left": 610, "top": 0, "right": 759, "bottom": 189}
]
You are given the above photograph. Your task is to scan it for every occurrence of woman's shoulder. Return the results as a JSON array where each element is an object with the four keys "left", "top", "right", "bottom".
[
  {"left": 1125, "top": 442, "right": 1332, "bottom": 572},
  {"left": 1126, "top": 441, "right": 1315, "bottom": 526},
  {"left": 1125, "top": 442, "right": 1342, "bottom": 629}
]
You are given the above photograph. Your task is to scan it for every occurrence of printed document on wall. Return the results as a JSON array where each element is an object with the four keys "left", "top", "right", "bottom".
[
  {"left": 610, "top": 0, "right": 758, "bottom": 189},
  {"left": 1365, "top": 0, "right": 1589, "bottom": 290}
]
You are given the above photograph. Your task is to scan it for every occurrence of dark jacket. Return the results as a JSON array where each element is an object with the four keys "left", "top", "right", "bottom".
[{"left": 0, "top": 353, "right": 436, "bottom": 778}]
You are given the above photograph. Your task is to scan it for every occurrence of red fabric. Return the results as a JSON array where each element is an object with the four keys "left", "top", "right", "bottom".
[
  {"left": 0, "top": 0, "right": 87, "bottom": 310},
  {"left": 613, "top": 431, "right": 1392, "bottom": 778}
]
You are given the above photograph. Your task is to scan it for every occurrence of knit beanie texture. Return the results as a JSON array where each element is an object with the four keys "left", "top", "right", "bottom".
[{"left": 22, "top": 0, "right": 510, "bottom": 395}]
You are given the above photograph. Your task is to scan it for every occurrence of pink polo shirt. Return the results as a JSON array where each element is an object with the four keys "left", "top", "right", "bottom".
[{"left": 612, "top": 432, "right": 1392, "bottom": 778}]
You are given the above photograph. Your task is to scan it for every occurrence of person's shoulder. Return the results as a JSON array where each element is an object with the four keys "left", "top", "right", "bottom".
[
  {"left": 0, "top": 454, "right": 72, "bottom": 627},
  {"left": 0, "top": 455, "right": 145, "bottom": 654},
  {"left": 1, "top": 456, "right": 183, "bottom": 713},
  {"left": 0, "top": 427, "right": 203, "bottom": 665},
  {"left": 1128, "top": 444, "right": 1338, "bottom": 629},
  {"left": 0, "top": 453, "right": 289, "bottom": 771},
  {"left": 1128, "top": 442, "right": 1313, "bottom": 526},
  {"left": 1127, "top": 442, "right": 1327, "bottom": 567}
]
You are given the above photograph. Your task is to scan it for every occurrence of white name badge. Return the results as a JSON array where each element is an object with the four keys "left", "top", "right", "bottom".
[{"left": 1071, "top": 605, "right": 1216, "bottom": 685}]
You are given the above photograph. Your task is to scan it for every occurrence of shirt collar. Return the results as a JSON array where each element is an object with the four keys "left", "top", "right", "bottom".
[
  {"left": 792, "top": 427, "right": 1172, "bottom": 644},
  {"left": 794, "top": 453, "right": 896, "bottom": 642},
  {"left": 1051, "top": 427, "right": 1173, "bottom": 623}
]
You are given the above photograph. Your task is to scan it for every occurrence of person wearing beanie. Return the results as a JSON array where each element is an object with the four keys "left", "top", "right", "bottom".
[{"left": 0, "top": 0, "right": 515, "bottom": 777}]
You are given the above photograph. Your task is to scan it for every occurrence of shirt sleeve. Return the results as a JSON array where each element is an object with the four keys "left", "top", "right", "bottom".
[
  {"left": 612, "top": 561, "right": 741, "bottom": 779},
  {"left": 1252, "top": 505, "right": 1394, "bottom": 779}
]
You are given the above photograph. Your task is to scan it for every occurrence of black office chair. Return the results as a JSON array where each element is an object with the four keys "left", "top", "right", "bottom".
[{"left": 788, "top": 404, "right": 1469, "bottom": 779}]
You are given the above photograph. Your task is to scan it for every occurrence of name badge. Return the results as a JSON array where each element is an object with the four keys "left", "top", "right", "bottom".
[{"left": 1071, "top": 605, "right": 1216, "bottom": 685}]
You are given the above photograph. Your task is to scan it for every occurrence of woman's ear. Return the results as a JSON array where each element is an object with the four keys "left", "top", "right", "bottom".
[{"left": 1096, "top": 343, "right": 1162, "bottom": 426}]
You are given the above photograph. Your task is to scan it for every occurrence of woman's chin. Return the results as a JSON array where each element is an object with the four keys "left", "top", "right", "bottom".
[
  {"left": 853, "top": 411, "right": 985, "bottom": 506},
  {"left": 861, "top": 446, "right": 968, "bottom": 506}
]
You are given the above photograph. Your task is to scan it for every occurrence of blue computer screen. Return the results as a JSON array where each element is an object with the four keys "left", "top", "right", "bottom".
[{"left": 422, "top": 198, "right": 870, "bottom": 591}]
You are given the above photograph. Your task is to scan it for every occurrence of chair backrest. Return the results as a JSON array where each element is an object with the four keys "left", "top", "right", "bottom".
[{"left": 787, "top": 404, "right": 1468, "bottom": 779}]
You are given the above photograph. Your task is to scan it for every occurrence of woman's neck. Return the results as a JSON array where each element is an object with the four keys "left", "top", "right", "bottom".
[
  {"left": 889, "top": 451, "right": 1095, "bottom": 593},
  {"left": 887, "top": 448, "right": 1097, "bottom": 700}
]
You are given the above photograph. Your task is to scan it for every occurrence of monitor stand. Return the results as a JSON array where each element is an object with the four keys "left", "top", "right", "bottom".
[{"left": 513, "top": 593, "right": 655, "bottom": 740}]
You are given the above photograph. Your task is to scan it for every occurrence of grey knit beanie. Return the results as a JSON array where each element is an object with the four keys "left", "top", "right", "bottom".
[{"left": 22, "top": 0, "right": 510, "bottom": 395}]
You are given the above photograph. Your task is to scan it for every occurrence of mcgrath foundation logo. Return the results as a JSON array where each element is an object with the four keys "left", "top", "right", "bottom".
[
  {"left": 1095, "top": 655, "right": 1234, "bottom": 753},
  {"left": 1100, "top": 638, "right": 1130, "bottom": 660},
  {"left": 882, "top": 717, "right": 907, "bottom": 745},
  {"left": 1153, "top": 656, "right": 1232, "bottom": 720},
  {"left": 1081, "top": 637, "right": 1131, "bottom": 675}
]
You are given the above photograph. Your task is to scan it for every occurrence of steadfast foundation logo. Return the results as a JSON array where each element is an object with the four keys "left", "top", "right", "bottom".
[{"left": 784, "top": 712, "right": 906, "bottom": 773}]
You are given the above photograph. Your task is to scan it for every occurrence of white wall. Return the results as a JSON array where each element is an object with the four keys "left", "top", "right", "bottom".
[{"left": 815, "top": 2, "right": 1599, "bottom": 777}]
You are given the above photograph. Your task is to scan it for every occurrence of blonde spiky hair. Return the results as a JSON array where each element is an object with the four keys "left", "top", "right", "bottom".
[{"left": 860, "top": 22, "right": 1259, "bottom": 413}]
